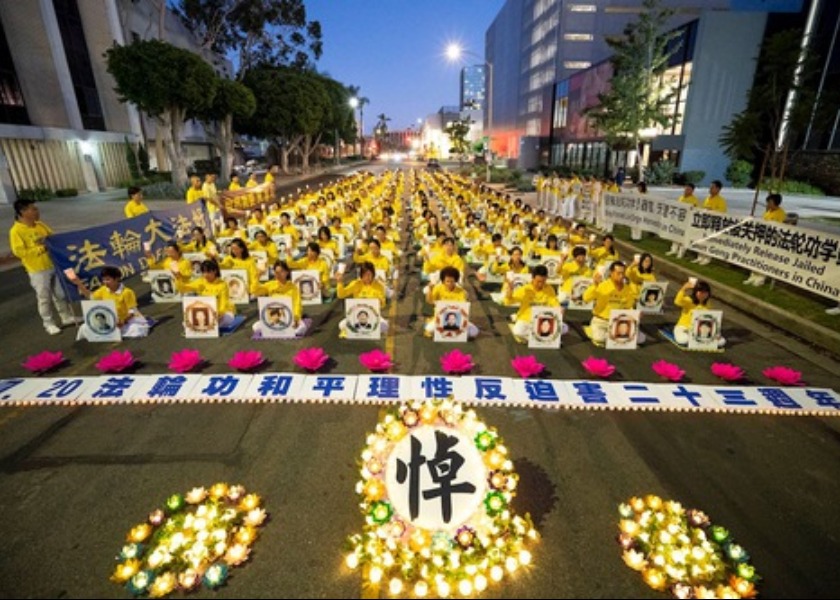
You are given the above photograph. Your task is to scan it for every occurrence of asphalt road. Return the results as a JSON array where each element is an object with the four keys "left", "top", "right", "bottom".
[{"left": 1, "top": 165, "right": 840, "bottom": 598}]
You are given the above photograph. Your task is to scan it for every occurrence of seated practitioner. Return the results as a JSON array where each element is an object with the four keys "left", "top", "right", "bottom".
[
  {"left": 673, "top": 279, "right": 726, "bottom": 347},
  {"left": 560, "top": 246, "right": 593, "bottom": 295},
  {"left": 336, "top": 261, "right": 388, "bottom": 336},
  {"left": 627, "top": 252, "right": 656, "bottom": 284},
  {"left": 145, "top": 241, "right": 193, "bottom": 286},
  {"left": 590, "top": 234, "right": 620, "bottom": 269},
  {"left": 177, "top": 259, "right": 236, "bottom": 329},
  {"left": 583, "top": 260, "right": 644, "bottom": 345},
  {"left": 73, "top": 265, "right": 149, "bottom": 340},
  {"left": 423, "top": 236, "right": 466, "bottom": 280},
  {"left": 289, "top": 241, "right": 332, "bottom": 298},
  {"left": 253, "top": 260, "right": 307, "bottom": 337},
  {"left": 183, "top": 226, "right": 218, "bottom": 257},
  {"left": 424, "top": 266, "right": 478, "bottom": 338},
  {"left": 218, "top": 238, "right": 261, "bottom": 296},
  {"left": 506, "top": 264, "right": 564, "bottom": 341}
]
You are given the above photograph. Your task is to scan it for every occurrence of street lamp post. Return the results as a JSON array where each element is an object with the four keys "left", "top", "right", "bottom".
[
  {"left": 349, "top": 97, "right": 367, "bottom": 157},
  {"left": 446, "top": 44, "right": 493, "bottom": 183}
]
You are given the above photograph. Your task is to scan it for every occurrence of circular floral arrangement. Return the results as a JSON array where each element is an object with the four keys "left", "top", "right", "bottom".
[
  {"left": 111, "top": 483, "right": 267, "bottom": 597},
  {"left": 617, "top": 495, "right": 760, "bottom": 598},
  {"left": 345, "top": 399, "right": 539, "bottom": 597}
]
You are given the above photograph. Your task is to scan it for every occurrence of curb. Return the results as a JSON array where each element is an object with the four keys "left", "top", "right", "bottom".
[{"left": 614, "top": 238, "right": 840, "bottom": 359}]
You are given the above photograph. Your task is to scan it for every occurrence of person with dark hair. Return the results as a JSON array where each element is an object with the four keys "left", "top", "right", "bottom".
[
  {"left": 673, "top": 279, "right": 725, "bottom": 347},
  {"left": 219, "top": 238, "right": 260, "bottom": 295},
  {"left": 507, "top": 264, "right": 564, "bottom": 341},
  {"left": 9, "top": 199, "right": 77, "bottom": 334},
  {"left": 583, "top": 260, "right": 643, "bottom": 345},
  {"left": 590, "top": 234, "right": 620, "bottom": 269},
  {"left": 627, "top": 253, "right": 655, "bottom": 284},
  {"left": 424, "top": 266, "right": 478, "bottom": 338},
  {"left": 145, "top": 240, "right": 193, "bottom": 287},
  {"left": 252, "top": 259, "right": 307, "bottom": 336},
  {"left": 693, "top": 180, "right": 727, "bottom": 266},
  {"left": 73, "top": 265, "right": 149, "bottom": 339},
  {"left": 667, "top": 184, "right": 699, "bottom": 256},
  {"left": 177, "top": 259, "right": 236, "bottom": 329},
  {"left": 336, "top": 261, "right": 388, "bottom": 337},
  {"left": 184, "top": 226, "right": 218, "bottom": 257},
  {"left": 745, "top": 193, "right": 786, "bottom": 286},
  {"left": 289, "top": 241, "right": 331, "bottom": 296},
  {"left": 124, "top": 186, "right": 149, "bottom": 218},
  {"left": 560, "top": 245, "right": 593, "bottom": 296}
]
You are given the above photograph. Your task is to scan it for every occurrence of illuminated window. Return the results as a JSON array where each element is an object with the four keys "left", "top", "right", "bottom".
[
  {"left": 564, "top": 33, "right": 593, "bottom": 41},
  {"left": 563, "top": 61, "right": 591, "bottom": 69},
  {"left": 568, "top": 4, "right": 596, "bottom": 12},
  {"left": 526, "top": 118, "right": 541, "bottom": 136}
]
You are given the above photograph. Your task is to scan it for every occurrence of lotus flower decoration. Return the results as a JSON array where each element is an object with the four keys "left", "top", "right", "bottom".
[
  {"left": 581, "top": 356, "right": 615, "bottom": 378},
  {"left": 652, "top": 360, "right": 685, "bottom": 382},
  {"left": 440, "top": 349, "right": 475, "bottom": 375},
  {"left": 168, "top": 349, "right": 204, "bottom": 374},
  {"left": 22, "top": 350, "right": 65, "bottom": 374},
  {"left": 359, "top": 349, "right": 393, "bottom": 373},
  {"left": 711, "top": 362, "right": 745, "bottom": 382},
  {"left": 294, "top": 347, "right": 330, "bottom": 372},
  {"left": 95, "top": 350, "right": 136, "bottom": 374},
  {"left": 510, "top": 355, "right": 545, "bottom": 378},
  {"left": 228, "top": 350, "right": 265, "bottom": 373},
  {"left": 762, "top": 365, "right": 803, "bottom": 386}
]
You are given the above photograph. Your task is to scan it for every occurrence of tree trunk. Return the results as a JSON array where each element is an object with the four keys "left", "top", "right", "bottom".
[
  {"left": 219, "top": 115, "right": 233, "bottom": 183},
  {"left": 154, "top": 130, "right": 167, "bottom": 172},
  {"left": 161, "top": 108, "right": 188, "bottom": 189}
]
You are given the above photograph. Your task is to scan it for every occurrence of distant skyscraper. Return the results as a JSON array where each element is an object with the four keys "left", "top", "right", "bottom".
[{"left": 460, "top": 65, "right": 486, "bottom": 111}]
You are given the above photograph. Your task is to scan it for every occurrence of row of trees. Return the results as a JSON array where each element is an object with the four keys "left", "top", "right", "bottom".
[{"left": 105, "top": 0, "right": 357, "bottom": 187}]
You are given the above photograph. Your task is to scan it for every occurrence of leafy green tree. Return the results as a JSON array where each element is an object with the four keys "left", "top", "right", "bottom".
[
  {"left": 719, "top": 29, "right": 838, "bottom": 184},
  {"left": 445, "top": 116, "right": 474, "bottom": 167},
  {"left": 237, "top": 66, "right": 329, "bottom": 173},
  {"left": 106, "top": 39, "right": 217, "bottom": 187},
  {"left": 193, "top": 77, "right": 256, "bottom": 180},
  {"left": 311, "top": 74, "right": 356, "bottom": 165},
  {"left": 174, "top": 0, "right": 322, "bottom": 75},
  {"left": 584, "top": 0, "right": 680, "bottom": 181}
]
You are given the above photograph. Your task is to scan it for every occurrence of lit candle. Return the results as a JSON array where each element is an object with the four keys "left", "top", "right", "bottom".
[
  {"left": 128, "top": 523, "right": 152, "bottom": 543},
  {"left": 224, "top": 543, "right": 251, "bottom": 566},
  {"left": 185, "top": 487, "right": 207, "bottom": 504}
]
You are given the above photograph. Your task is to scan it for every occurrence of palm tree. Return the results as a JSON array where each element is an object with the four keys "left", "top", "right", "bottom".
[
  {"left": 347, "top": 85, "right": 369, "bottom": 156},
  {"left": 374, "top": 113, "right": 391, "bottom": 154}
]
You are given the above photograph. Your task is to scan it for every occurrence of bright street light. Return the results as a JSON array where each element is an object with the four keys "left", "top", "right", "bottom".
[{"left": 445, "top": 43, "right": 493, "bottom": 182}]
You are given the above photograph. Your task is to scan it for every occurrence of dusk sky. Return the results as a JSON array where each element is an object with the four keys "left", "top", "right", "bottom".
[{"left": 304, "top": 0, "right": 505, "bottom": 134}]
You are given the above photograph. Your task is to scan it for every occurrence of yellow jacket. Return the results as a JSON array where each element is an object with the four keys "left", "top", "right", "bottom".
[{"left": 9, "top": 220, "right": 53, "bottom": 273}]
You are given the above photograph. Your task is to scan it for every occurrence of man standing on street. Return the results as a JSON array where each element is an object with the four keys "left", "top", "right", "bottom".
[
  {"left": 9, "top": 199, "right": 77, "bottom": 335},
  {"left": 692, "top": 180, "right": 727, "bottom": 265}
]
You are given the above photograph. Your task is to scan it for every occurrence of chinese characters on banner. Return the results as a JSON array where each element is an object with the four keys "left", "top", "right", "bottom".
[{"left": 1, "top": 374, "right": 838, "bottom": 416}]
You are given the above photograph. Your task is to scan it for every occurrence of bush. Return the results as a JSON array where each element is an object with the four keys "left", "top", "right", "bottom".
[
  {"left": 142, "top": 181, "right": 187, "bottom": 199},
  {"left": 725, "top": 160, "right": 752, "bottom": 188},
  {"left": 674, "top": 170, "right": 706, "bottom": 186},
  {"left": 646, "top": 159, "right": 677, "bottom": 185},
  {"left": 17, "top": 187, "right": 54, "bottom": 202},
  {"left": 516, "top": 179, "right": 536, "bottom": 192},
  {"left": 55, "top": 188, "right": 78, "bottom": 197},
  {"left": 762, "top": 178, "right": 824, "bottom": 196}
]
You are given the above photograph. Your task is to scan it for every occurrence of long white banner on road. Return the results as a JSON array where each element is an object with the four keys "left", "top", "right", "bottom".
[
  {"left": 1, "top": 374, "right": 838, "bottom": 416},
  {"left": 603, "top": 192, "right": 840, "bottom": 303}
]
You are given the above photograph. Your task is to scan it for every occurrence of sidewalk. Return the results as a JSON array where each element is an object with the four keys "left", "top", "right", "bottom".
[{"left": 0, "top": 162, "right": 357, "bottom": 269}]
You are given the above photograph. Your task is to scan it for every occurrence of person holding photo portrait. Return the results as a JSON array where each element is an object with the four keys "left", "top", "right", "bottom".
[
  {"left": 252, "top": 260, "right": 307, "bottom": 337},
  {"left": 583, "top": 261, "right": 643, "bottom": 345},
  {"left": 145, "top": 241, "right": 193, "bottom": 286},
  {"left": 336, "top": 261, "right": 388, "bottom": 337},
  {"left": 424, "top": 266, "right": 478, "bottom": 338},
  {"left": 627, "top": 252, "right": 656, "bottom": 284},
  {"left": 673, "top": 279, "right": 725, "bottom": 347},
  {"left": 73, "top": 265, "right": 149, "bottom": 340},
  {"left": 289, "top": 242, "right": 332, "bottom": 298},
  {"left": 507, "top": 265, "right": 564, "bottom": 342},
  {"left": 176, "top": 259, "right": 236, "bottom": 329}
]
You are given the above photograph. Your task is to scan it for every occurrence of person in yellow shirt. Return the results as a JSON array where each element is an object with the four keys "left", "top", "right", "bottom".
[
  {"left": 183, "top": 226, "right": 218, "bottom": 257},
  {"left": 745, "top": 193, "right": 787, "bottom": 286},
  {"left": 583, "top": 261, "right": 643, "bottom": 345},
  {"left": 9, "top": 199, "right": 77, "bottom": 334},
  {"left": 228, "top": 172, "right": 242, "bottom": 191},
  {"left": 73, "top": 265, "right": 149, "bottom": 339},
  {"left": 672, "top": 279, "right": 725, "bottom": 347},
  {"left": 692, "top": 180, "right": 728, "bottom": 265},
  {"left": 507, "top": 265, "right": 564, "bottom": 341},
  {"left": 253, "top": 260, "right": 308, "bottom": 337},
  {"left": 218, "top": 238, "right": 261, "bottom": 295},
  {"left": 201, "top": 173, "right": 221, "bottom": 216},
  {"left": 667, "top": 183, "right": 699, "bottom": 257},
  {"left": 185, "top": 175, "right": 204, "bottom": 205},
  {"left": 177, "top": 259, "right": 236, "bottom": 329},
  {"left": 245, "top": 172, "right": 259, "bottom": 188},
  {"left": 264, "top": 164, "right": 278, "bottom": 186},
  {"left": 249, "top": 230, "right": 279, "bottom": 264},
  {"left": 424, "top": 266, "right": 478, "bottom": 338},
  {"left": 288, "top": 242, "right": 332, "bottom": 297},
  {"left": 336, "top": 261, "right": 388, "bottom": 336},
  {"left": 145, "top": 241, "right": 193, "bottom": 286},
  {"left": 560, "top": 246, "right": 592, "bottom": 295},
  {"left": 124, "top": 186, "right": 149, "bottom": 218},
  {"left": 626, "top": 253, "right": 656, "bottom": 284},
  {"left": 423, "top": 237, "right": 466, "bottom": 278},
  {"left": 590, "top": 234, "right": 620, "bottom": 269}
]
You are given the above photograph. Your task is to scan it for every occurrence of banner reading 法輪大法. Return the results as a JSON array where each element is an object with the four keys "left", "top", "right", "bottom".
[
  {"left": 45, "top": 203, "right": 211, "bottom": 300},
  {"left": 602, "top": 192, "right": 840, "bottom": 303}
]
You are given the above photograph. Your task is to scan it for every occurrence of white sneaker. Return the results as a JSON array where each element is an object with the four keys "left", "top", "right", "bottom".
[
  {"left": 44, "top": 324, "right": 61, "bottom": 335},
  {"left": 826, "top": 306, "right": 840, "bottom": 316},
  {"left": 61, "top": 316, "right": 82, "bottom": 326},
  {"left": 743, "top": 274, "right": 757, "bottom": 285}
]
